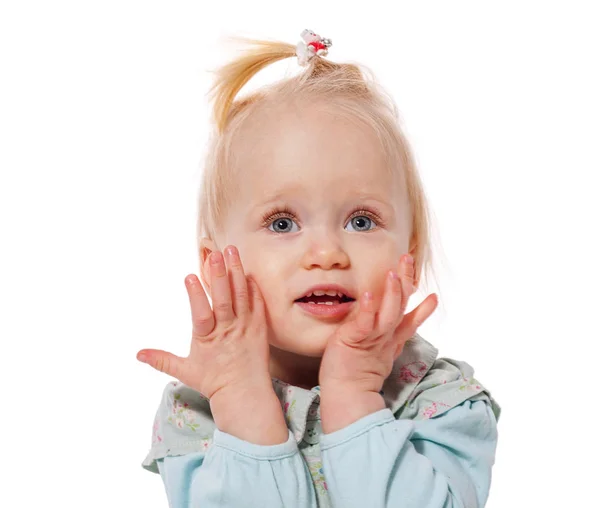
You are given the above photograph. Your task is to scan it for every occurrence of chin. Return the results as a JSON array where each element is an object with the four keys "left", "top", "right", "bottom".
[
  {"left": 268, "top": 331, "right": 328, "bottom": 359},
  {"left": 267, "top": 309, "right": 347, "bottom": 358},
  {"left": 272, "top": 341, "right": 326, "bottom": 358},
  {"left": 295, "top": 344, "right": 326, "bottom": 358}
]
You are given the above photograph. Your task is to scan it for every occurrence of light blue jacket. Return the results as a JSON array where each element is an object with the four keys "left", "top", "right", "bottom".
[{"left": 141, "top": 333, "right": 501, "bottom": 508}]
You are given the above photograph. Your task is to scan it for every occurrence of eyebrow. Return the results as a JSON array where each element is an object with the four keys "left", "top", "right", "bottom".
[
  {"left": 256, "top": 185, "right": 307, "bottom": 203},
  {"left": 251, "top": 189, "right": 394, "bottom": 213},
  {"left": 350, "top": 192, "right": 394, "bottom": 207},
  {"left": 249, "top": 185, "right": 307, "bottom": 210}
]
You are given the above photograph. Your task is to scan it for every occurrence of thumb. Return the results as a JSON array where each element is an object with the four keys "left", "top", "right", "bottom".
[{"left": 137, "top": 349, "right": 186, "bottom": 380}]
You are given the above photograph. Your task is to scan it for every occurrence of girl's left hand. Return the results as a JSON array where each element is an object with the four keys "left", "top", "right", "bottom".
[{"left": 318, "top": 255, "right": 438, "bottom": 396}]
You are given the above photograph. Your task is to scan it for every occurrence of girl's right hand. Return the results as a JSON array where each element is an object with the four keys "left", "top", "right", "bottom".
[{"left": 136, "top": 245, "right": 273, "bottom": 400}]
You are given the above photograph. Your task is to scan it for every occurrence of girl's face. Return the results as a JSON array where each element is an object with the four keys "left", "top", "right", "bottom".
[{"left": 202, "top": 102, "right": 413, "bottom": 362}]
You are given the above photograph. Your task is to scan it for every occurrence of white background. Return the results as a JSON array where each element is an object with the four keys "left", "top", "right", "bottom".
[{"left": 1, "top": 1, "right": 598, "bottom": 506}]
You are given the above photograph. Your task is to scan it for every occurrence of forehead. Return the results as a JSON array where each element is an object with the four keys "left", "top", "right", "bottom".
[{"left": 230, "top": 102, "right": 401, "bottom": 205}]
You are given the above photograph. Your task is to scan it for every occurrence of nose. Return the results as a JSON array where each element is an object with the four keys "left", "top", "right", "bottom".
[{"left": 301, "top": 233, "right": 350, "bottom": 270}]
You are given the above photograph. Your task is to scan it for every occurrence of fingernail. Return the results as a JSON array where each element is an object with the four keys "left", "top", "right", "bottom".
[
  {"left": 137, "top": 352, "right": 147, "bottom": 362},
  {"left": 388, "top": 270, "right": 399, "bottom": 281},
  {"left": 404, "top": 254, "right": 414, "bottom": 265},
  {"left": 210, "top": 252, "right": 221, "bottom": 265},
  {"left": 226, "top": 246, "right": 237, "bottom": 258}
]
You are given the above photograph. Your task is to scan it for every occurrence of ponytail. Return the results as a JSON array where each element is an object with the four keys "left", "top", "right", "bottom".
[{"left": 207, "top": 38, "right": 297, "bottom": 132}]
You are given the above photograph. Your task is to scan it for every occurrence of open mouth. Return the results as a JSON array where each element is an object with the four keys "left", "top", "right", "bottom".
[
  {"left": 294, "top": 288, "right": 356, "bottom": 319},
  {"left": 294, "top": 294, "right": 355, "bottom": 305}
]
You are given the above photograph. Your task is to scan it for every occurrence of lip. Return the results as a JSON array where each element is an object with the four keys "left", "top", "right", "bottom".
[
  {"left": 293, "top": 283, "right": 356, "bottom": 321},
  {"left": 294, "top": 300, "right": 355, "bottom": 320}
]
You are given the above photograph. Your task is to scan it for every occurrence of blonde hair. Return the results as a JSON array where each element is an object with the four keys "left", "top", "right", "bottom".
[{"left": 196, "top": 36, "right": 443, "bottom": 297}]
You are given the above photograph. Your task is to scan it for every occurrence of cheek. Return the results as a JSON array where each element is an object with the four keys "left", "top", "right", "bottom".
[
  {"left": 367, "top": 273, "right": 388, "bottom": 302},
  {"left": 358, "top": 248, "right": 401, "bottom": 295},
  {"left": 242, "top": 255, "right": 288, "bottom": 306}
]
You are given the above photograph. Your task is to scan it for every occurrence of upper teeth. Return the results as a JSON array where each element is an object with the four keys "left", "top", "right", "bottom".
[{"left": 306, "top": 290, "right": 345, "bottom": 298}]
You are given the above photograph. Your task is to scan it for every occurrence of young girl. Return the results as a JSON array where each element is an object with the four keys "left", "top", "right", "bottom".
[{"left": 137, "top": 29, "right": 501, "bottom": 508}]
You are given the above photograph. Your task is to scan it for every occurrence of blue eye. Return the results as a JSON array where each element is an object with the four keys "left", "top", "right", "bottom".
[
  {"left": 262, "top": 207, "right": 382, "bottom": 234},
  {"left": 269, "top": 217, "right": 300, "bottom": 233},
  {"left": 345, "top": 215, "right": 376, "bottom": 232}
]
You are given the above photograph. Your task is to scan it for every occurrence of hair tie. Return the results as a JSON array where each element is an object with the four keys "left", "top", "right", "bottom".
[{"left": 296, "top": 29, "right": 332, "bottom": 66}]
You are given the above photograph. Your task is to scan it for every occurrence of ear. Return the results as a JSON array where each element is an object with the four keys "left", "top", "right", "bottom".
[{"left": 199, "top": 237, "right": 218, "bottom": 292}]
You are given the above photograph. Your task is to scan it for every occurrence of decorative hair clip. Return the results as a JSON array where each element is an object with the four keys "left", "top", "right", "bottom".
[{"left": 296, "top": 29, "right": 332, "bottom": 66}]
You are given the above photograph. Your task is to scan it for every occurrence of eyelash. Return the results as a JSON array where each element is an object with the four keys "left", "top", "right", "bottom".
[{"left": 260, "top": 205, "right": 386, "bottom": 231}]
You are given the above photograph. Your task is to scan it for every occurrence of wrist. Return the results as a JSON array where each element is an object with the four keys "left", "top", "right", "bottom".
[
  {"left": 319, "top": 385, "right": 386, "bottom": 434},
  {"left": 210, "top": 380, "right": 289, "bottom": 445}
]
